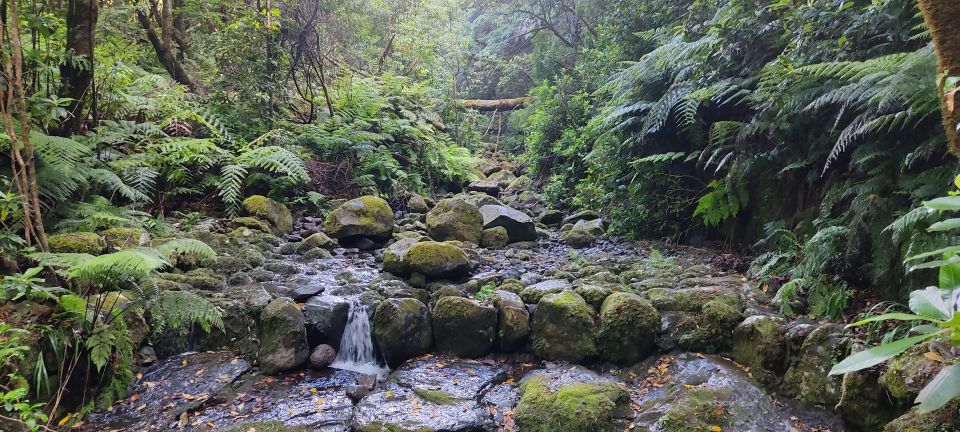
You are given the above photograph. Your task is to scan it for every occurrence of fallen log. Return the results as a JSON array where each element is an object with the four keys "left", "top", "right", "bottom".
[{"left": 460, "top": 97, "right": 530, "bottom": 111}]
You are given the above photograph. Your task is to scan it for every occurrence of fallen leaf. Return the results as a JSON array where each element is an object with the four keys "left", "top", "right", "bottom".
[
  {"left": 924, "top": 351, "right": 945, "bottom": 363},
  {"left": 309, "top": 387, "right": 318, "bottom": 393},
  {"left": 710, "top": 426, "right": 722, "bottom": 432}
]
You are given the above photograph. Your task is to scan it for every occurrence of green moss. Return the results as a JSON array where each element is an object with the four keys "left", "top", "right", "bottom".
[
  {"left": 220, "top": 422, "right": 311, "bottom": 432},
  {"left": 514, "top": 376, "right": 629, "bottom": 432},
  {"left": 403, "top": 241, "right": 470, "bottom": 277},
  {"left": 242, "top": 195, "right": 293, "bottom": 234},
  {"left": 412, "top": 388, "right": 460, "bottom": 405},
  {"left": 644, "top": 287, "right": 738, "bottom": 312},
  {"left": 426, "top": 198, "right": 483, "bottom": 244},
  {"left": 658, "top": 387, "right": 731, "bottom": 432},
  {"left": 531, "top": 291, "right": 597, "bottom": 362},
  {"left": 48, "top": 232, "right": 106, "bottom": 254},
  {"left": 597, "top": 292, "right": 659, "bottom": 365},
  {"left": 233, "top": 216, "right": 272, "bottom": 232},
  {"left": 324, "top": 195, "right": 394, "bottom": 239},
  {"left": 574, "top": 284, "right": 613, "bottom": 310},
  {"left": 243, "top": 195, "right": 272, "bottom": 214},
  {"left": 159, "top": 268, "right": 224, "bottom": 291},
  {"left": 100, "top": 227, "right": 145, "bottom": 249}
]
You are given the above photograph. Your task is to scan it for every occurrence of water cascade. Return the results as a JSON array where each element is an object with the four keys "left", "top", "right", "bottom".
[{"left": 330, "top": 298, "right": 389, "bottom": 377}]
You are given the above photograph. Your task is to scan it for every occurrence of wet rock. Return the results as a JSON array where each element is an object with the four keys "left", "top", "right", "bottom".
[
  {"left": 562, "top": 210, "right": 600, "bottom": 225},
  {"left": 426, "top": 197, "right": 484, "bottom": 244},
  {"left": 488, "top": 169, "right": 517, "bottom": 188},
  {"left": 467, "top": 179, "right": 501, "bottom": 196},
  {"left": 324, "top": 195, "right": 395, "bottom": 240},
  {"left": 309, "top": 344, "right": 337, "bottom": 369},
  {"left": 481, "top": 226, "right": 510, "bottom": 248},
  {"left": 302, "top": 248, "right": 333, "bottom": 261},
  {"left": 597, "top": 292, "right": 659, "bottom": 365},
  {"left": 521, "top": 279, "right": 570, "bottom": 304},
  {"left": 880, "top": 342, "right": 946, "bottom": 405},
  {"left": 514, "top": 365, "right": 631, "bottom": 432},
  {"left": 159, "top": 268, "right": 225, "bottom": 291},
  {"left": 630, "top": 353, "right": 843, "bottom": 432},
  {"left": 48, "top": 231, "right": 105, "bottom": 254},
  {"left": 302, "top": 295, "right": 350, "bottom": 349},
  {"left": 574, "top": 218, "right": 605, "bottom": 236},
  {"left": 297, "top": 232, "right": 338, "bottom": 253},
  {"left": 643, "top": 285, "right": 739, "bottom": 312},
  {"left": 372, "top": 298, "right": 432, "bottom": 368},
  {"left": 883, "top": 401, "right": 960, "bottom": 432},
  {"left": 402, "top": 241, "right": 472, "bottom": 279},
  {"left": 407, "top": 194, "right": 431, "bottom": 213},
  {"left": 258, "top": 298, "right": 309, "bottom": 374},
  {"left": 480, "top": 205, "right": 537, "bottom": 243},
  {"left": 782, "top": 323, "right": 850, "bottom": 407},
  {"left": 838, "top": 366, "right": 898, "bottom": 430},
  {"left": 83, "top": 352, "right": 251, "bottom": 431},
  {"left": 353, "top": 357, "right": 506, "bottom": 432},
  {"left": 136, "top": 346, "right": 158, "bottom": 365},
  {"left": 574, "top": 283, "right": 614, "bottom": 310},
  {"left": 101, "top": 227, "right": 148, "bottom": 249},
  {"left": 432, "top": 296, "right": 497, "bottom": 357},
  {"left": 729, "top": 315, "right": 787, "bottom": 385},
  {"left": 243, "top": 195, "right": 294, "bottom": 234},
  {"left": 492, "top": 290, "right": 530, "bottom": 352},
  {"left": 531, "top": 291, "right": 597, "bottom": 362}
]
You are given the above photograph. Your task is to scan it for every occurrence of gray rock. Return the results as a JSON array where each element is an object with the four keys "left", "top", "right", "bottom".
[
  {"left": 302, "top": 295, "right": 350, "bottom": 349},
  {"left": 309, "top": 344, "right": 337, "bottom": 369},
  {"left": 372, "top": 298, "right": 432, "bottom": 368},
  {"left": 257, "top": 298, "right": 309, "bottom": 374},
  {"left": 479, "top": 205, "right": 537, "bottom": 243}
]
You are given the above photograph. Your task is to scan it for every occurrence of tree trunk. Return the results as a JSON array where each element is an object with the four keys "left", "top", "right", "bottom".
[
  {"left": 137, "top": 1, "right": 197, "bottom": 91},
  {"left": 60, "top": 0, "right": 98, "bottom": 134},
  {"left": 460, "top": 98, "right": 530, "bottom": 111},
  {"left": 919, "top": 0, "right": 960, "bottom": 156}
]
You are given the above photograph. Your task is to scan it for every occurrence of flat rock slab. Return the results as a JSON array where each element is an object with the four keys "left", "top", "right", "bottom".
[
  {"left": 627, "top": 352, "right": 845, "bottom": 432},
  {"left": 83, "top": 351, "right": 251, "bottom": 431},
  {"left": 352, "top": 355, "right": 508, "bottom": 431},
  {"left": 187, "top": 369, "right": 361, "bottom": 432}
]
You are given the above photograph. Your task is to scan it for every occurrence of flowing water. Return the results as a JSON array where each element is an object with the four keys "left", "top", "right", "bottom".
[{"left": 330, "top": 297, "right": 389, "bottom": 377}]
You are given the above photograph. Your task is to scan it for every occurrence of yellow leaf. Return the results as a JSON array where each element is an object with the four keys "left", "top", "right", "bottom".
[
  {"left": 136, "top": 373, "right": 143, "bottom": 380},
  {"left": 182, "top": 393, "right": 195, "bottom": 400},
  {"left": 710, "top": 426, "right": 722, "bottom": 432},
  {"left": 316, "top": 397, "right": 327, "bottom": 404},
  {"left": 924, "top": 352, "right": 945, "bottom": 363},
  {"left": 58, "top": 413, "right": 74, "bottom": 427},
  {"left": 309, "top": 387, "right": 318, "bottom": 393},
  {"left": 386, "top": 390, "right": 394, "bottom": 398}
]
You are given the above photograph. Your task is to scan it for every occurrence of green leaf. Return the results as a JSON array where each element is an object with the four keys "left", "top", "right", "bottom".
[
  {"left": 925, "top": 196, "right": 960, "bottom": 211},
  {"left": 829, "top": 332, "right": 941, "bottom": 375},
  {"left": 909, "top": 287, "right": 952, "bottom": 320},
  {"left": 929, "top": 218, "right": 960, "bottom": 232},
  {"left": 916, "top": 364, "right": 960, "bottom": 413},
  {"left": 940, "top": 263, "right": 960, "bottom": 289},
  {"left": 907, "top": 246, "right": 960, "bottom": 262},
  {"left": 848, "top": 313, "right": 935, "bottom": 327}
]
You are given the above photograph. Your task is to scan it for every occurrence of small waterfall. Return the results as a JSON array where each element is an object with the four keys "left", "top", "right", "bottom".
[{"left": 331, "top": 298, "right": 389, "bottom": 377}]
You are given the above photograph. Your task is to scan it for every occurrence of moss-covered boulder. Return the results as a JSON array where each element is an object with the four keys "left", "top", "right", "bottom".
[
  {"left": 100, "top": 227, "right": 146, "bottom": 249},
  {"left": 643, "top": 286, "right": 739, "bottom": 312},
  {"left": 297, "top": 232, "right": 338, "bottom": 253},
  {"left": 521, "top": 279, "right": 570, "bottom": 304},
  {"left": 382, "top": 238, "right": 420, "bottom": 275},
  {"left": 407, "top": 194, "right": 431, "bottom": 213},
  {"left": 597, "top": 292, "right": 659, "bottom": 365},
  {"left": 514, "top": 368, "right": 631, "bottom": 432},
  {"left": 531, "top": 291, "right": 597, "bottom": 362},
  {"left": 431, "top": 296, "right": 496, "bottom": 357},
  {"left": 575, "top": 283, "right": 614, "bottom": 311},
  {"left": 491, "top": 290, "right": 530, "bottom": 352},
  {"left": 243, "top": 195, "right": 293, "bottom": 234},
  {"left": 561, "top": 228, "right": 596, "bottom": 248},
  {"left": 257, "top": 298, "right": 309, "bottom": 375},
  {"left": 324, "top": 195, "right": 395, "bottom": 240},
  {"left": 232, "top": 216, "right": 272, "bottom": 233},
  {"left": 782, "top": 323, "right": 849, "bottom": 407},
  {"left": 573, "top": 219, "right": 605, "bottom": 236},
  {"left": 729, "top": 315, "right": 787, "bottom": 385},
  {"left": 426, "top": 198, "right": 483, "bottom": 244},
  {"left": 880, "top": 342, "right": 945, "bottom": 405},
  {"left": 480, "top": 226, "right": 510, "bottom": 249},
  {"left": 372, "top": 298, "right": 432, "bottom": 368},
  {"left": 882, "top": 401, "right": 960, "bottom": 432},
  {"left": 401, "top": 241, "right": 472, "bottom": 279},
  {"left": 48, "top": 232, "right": 105, "bottom": 254}
]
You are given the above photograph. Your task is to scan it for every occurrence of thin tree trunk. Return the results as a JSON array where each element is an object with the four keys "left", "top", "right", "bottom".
[
  {"left": 137, "top": 1, "right": 197, "bottom": 91},
  {"left": 59, "top": 0, "right": 98, "bottom": 135},
  {"left": 919, "top": 0, "right": 960, "bottom": 157}
]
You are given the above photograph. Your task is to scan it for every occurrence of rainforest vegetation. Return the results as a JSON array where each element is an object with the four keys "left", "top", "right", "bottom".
[{"left": 2, "top": 0, "right": 960, "bottom": 431}]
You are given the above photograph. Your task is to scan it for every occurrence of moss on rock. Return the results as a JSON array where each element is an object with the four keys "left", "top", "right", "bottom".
[
  {"left": 297, "top": 232, "right": 338, "bottom": 253},
  {"left": 402, "top": 241, "right": 471, "bottom": 278},
  {"left": 232, "top": 216, "right": 272, "bottom": 233},
  {"left": 597, "top": 292, "right": 659, "bottom": 365},
  {"left": 258, "top": 298, "right": 309, "bottom": 374},
  {"left": 48, "top": 232, "right": 105, "bottom": 254},
  {"left": 431, "top": 296, "right": 496, "bottom": 357},
  {"left": 373, "top": 298, "right": 432, "bottom": 368},
  {"left": 480, "top": 226, "right": 510, "bottom": 249},
  {"left": 492, "top": 290, "right": 530, "bottom": 352},
  {"left": 531, "top": 291, "right": 597, "bottom": 362},
  {"left": 514, "top": 375, "right": 630, "bottom": 432},
  {"left": 100, "top": 227, "right": 146, "bottom": 249},
  {"left": 242, "top": 195, "right": 293, "bottom": 234},
  {"left": 324, "top": 195, "right": 395, "bottom": 240},
  {"left": 426, "top": 198, "right": 483, "bottom": 244}
]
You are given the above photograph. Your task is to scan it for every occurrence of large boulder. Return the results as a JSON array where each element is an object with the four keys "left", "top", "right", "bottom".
[
  {"left": 480, "top": 226, "right": 510, "bottom": 249},
  {"left": 432, "top": 297, "right": 497, "bottom": 357},
  {"left": 48, "top": 232, "right": 105, "bottom": 254},
  {"left": 514, "top": 366, "right": 631, "bottom": 432},
  {"left": 257, "top": 298, "right": 309, "bottom": 374},
  {"left": 492, "top": 290, "right": 530, "bottom": 352},
  {"left": 561, "top": 228, "right": 596, "bottom": 248},
  {"left": 597, "top": 293, "right": 659, "bottom": 365},
  {"left": 782, "top": 323, "right": 850, "bottom": 407},
  {"left": 407, "top": 194, "right": 431, "bottom": 213},
  {"left": 372, "top": 298, "right": 432, "bottom": 368},
  {"left": 479, "top": 205, "right": 537, "bottom": 243},
  {"left": 467, "top": 179, "right": 500, "bottom": 196},
  {"left": 302, "top": 295, "right": 350, "bottom": 349},
  {"left": 531, "top": 291, "right": 597, "bottom": 363},
  {"left": 729, "top": 315, "right": 788, "bottom": 385},
  {"left": 426, "top": 198, "right": 484, "bottom": 243},
  {"left": 324, "top": 195, "right": 394, "bottom": 240},
  {"left": 521, "top": 279, "right": 570, "bottom": 304},
  {"left": 403, "top": 241, "right": 472, "bottom": 278},
  {"left": 242, "top": 195, "right": 293, "bottom": 234},
  {"left": 382, "top": 238, "right": 420, "bottom": 275}
]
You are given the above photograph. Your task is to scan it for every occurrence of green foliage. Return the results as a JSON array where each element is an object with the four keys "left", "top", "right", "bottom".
[
  {"left": 0, "top": 267, "right": 70, "bottom": 302},
  {"left": 0, "top": 324, "right": 49, "bottom": 431},
  {"left": 150, "top": 290, "right": 224, "bottom": 335},
  {"left": 475, "top": 283, "right": 496, "bottom": 301}
]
